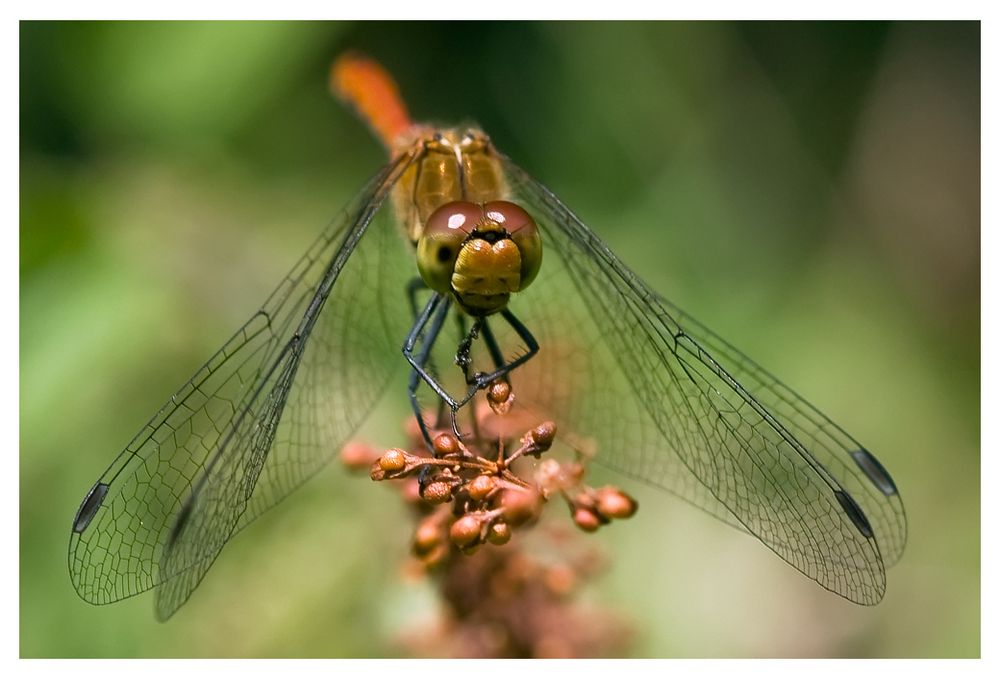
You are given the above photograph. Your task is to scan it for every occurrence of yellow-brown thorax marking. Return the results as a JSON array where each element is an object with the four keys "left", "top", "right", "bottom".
[{"left": 393, "top": 128, "right": 508, "bottom": 243}]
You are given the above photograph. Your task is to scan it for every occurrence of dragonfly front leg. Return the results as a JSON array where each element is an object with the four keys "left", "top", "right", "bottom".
[
  {"left": 406, "top": 278, "right": 449, "bottom": 426},
  {"left": 456, "top": 308, "right": 539, "bottom": 409},
  {"left": 403, "top": 292, "right": 456, "bottom": 446},
  {"left": 404, "top": 300, "right": 541, "bottom": 441}
]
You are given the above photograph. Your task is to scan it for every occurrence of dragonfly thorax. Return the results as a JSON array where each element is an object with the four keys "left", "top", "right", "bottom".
[{"left": 416, "top": 200, "right": 542, "bottom": 316}]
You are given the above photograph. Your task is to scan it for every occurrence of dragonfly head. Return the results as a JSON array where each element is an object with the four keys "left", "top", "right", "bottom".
[{"left": 417, "top": 200, "right": 542, "bottom": 316}]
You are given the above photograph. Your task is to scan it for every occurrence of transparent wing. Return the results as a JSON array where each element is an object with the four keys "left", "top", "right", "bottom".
[
  {"left": 653, "top": 298, "right": 907, "bottom": 567},
  {"left": 497, "top": 155, "right": 907, "bottom": 604},
  {"left": 68, "top": 151, "right": 418, "bottom": 619}
]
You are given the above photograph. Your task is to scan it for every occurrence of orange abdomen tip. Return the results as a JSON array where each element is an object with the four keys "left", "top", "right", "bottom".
[{"left": 331, "top": 52, "right": 413, "bottom": 151}]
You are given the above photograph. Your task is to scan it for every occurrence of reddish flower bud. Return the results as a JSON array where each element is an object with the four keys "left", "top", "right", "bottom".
[
  {"left": 413, "top": 519, "right": 442, "bottom": 556},
  {"left": 573, "top": 507, "right": 601, "bottom": 533},
  {"left": 500, "top": 488, "right": 542, "bottom": 526},
  {"left": 433, "top": 432, "right": 461, "bottom": 456},
  {"left": 596, "top": 487, "right": 638, "bottom": 519},
  {"left": 340, "top": 441, "right": 376, "bottom": 471},
  {"left": 421, "top": 480, "right": 454, "bottom": 504},
  {"left": 531, "top": 421, "right": 557, "bottom": 449},
  {"left": 487, "top": 379, "right": 513, "bottom": 415},
  {"left": 467, "top": 474, "right": 496, "bottom": 501},
  {"left": 377, "top": 448, "right": 408, "bottom": 472},
  {"left": 487, "top": 521, "right": 512, "bottom": 545},
  {"left": 449, "top": 515, "right": 482, "bottom": 547}
]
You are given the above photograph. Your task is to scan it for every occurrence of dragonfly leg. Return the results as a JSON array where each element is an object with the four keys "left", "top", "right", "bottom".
[
  {"left": 404, "top": 293, "right": 455, "bottom": 446},
  {"left": 439, "top": 316, "right": 490, "bottom": 437},
  {"left": 404, "top": 299, "right": 540, "bottom": 441},
  {"left": 406, "top": 277, "right": 447, "bottom": 427},
  {"left": 454, "top": 317, "right": 483, "bottom": 382},
  {"left": 405, "top": 277, "right": 427, "bottom": 320},
  {"left": 456, "top": 308, "right": 539, "bottom": 408},
  {"left": 479, "top": 316, "right": 507, "bottom": 370},
  {"left": 403, "top": 293, "right": 458, "bottom": 446},
  {"left": 452, "top": 313, "right": 484, "bottom": 441}
]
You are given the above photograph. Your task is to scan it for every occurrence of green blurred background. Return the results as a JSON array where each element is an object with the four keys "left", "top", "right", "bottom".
[{"left": 20, "top": 21, "right": 980, "bottom": 657}]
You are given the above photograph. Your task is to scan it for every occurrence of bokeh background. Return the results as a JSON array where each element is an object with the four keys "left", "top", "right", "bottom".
[{"left": 20, "top": 21, "right": 980, "bottom": 657}]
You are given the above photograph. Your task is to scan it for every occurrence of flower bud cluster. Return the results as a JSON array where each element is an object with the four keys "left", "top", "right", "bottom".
[
  {"left": 367, "top": 423, "right": 550, "bottom": 566},
  {"left": 338, "top": 407, "right": 639, "bottom": 657},
  {"left": 343, "top": 412, "right": 637, "bottom": 570}
]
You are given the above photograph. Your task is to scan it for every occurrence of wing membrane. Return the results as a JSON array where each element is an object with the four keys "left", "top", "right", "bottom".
[
  {"left": 499, "top": 156, "right": 906, "bottom": 604},
  {"left": 657, "top": 299, "right": 906, "bottom": 566},
  {"left": 68, "top": 135, "right": 907, "bottom": 616},
  {"left": 68, "top": 152, "right": 418, "bottom": 618}
]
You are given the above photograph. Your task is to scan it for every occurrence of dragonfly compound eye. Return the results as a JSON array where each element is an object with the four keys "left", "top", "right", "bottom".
[
  {"left": 484, "top": 200, "right": 542, "bottom": 290},
  {"left": 417, "top": 201, "right": 480, "bottom": 294}
]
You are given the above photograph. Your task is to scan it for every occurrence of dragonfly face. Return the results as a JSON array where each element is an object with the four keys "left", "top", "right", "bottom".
[
  {"left": 395, "top": 127, "right": 542, "bottom": 316},
  {"left": 417, "top": 199, "right": 542, "bottom": 316},
  {"left": 68, "top": 53, "right": 907, "bottom": 622}
]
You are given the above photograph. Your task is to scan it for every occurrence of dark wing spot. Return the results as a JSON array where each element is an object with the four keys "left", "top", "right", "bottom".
[
  {"left": 166, "top": 498, "right": 195, "bottom": 550},
  {"left": 850, "top": 448, "right": 898, "bottom": 496},
  {"left": 437, "top": 246, "right": 452, "bottom": 263},
  {"left": 835, "top": 490, "right": 874, "bottom": 539},
  {"left": 72, "top": 482, "right": 109, "bottom": 533}
]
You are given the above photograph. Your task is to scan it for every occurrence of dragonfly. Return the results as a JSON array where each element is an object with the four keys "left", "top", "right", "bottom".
[{"left": 69, "top": 53, "right": 907, "bottom": 621}]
